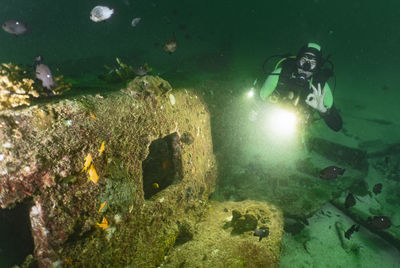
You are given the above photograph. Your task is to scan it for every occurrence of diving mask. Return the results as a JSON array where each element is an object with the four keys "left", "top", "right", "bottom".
[{"left": 296, "top": 52, "right": 318, "bottom": 81}]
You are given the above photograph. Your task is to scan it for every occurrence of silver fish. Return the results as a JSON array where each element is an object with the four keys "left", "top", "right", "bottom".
[
  {"left": 36, "top": 64, "right": 55, "bottom": 90},
  {"left": 2, "top": 20, "right": 29, "bottom": 35},
  {"left": 90, "top": 6, "right": 114, "bottom": 22},
  {"left": 131, "top": 17, "right": 141, "bottom": 27},
  {"left": 134, "top": 65, "right": 147, "bottom": 76}
]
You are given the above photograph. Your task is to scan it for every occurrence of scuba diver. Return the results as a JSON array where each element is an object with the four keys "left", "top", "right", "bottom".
[{"left": 260, "top": 43, "right": 342, "bottom": 132}]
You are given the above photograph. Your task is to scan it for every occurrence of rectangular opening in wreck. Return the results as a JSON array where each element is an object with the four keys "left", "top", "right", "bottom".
[
  {"left": 142, "top": 132, "right": 183, "bottom": 200},
  {"left": 0, "top": 200, "right": 34, "bottom": 267}
]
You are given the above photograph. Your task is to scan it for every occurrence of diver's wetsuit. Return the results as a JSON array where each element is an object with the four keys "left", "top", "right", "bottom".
[{"left": 260, "top": 58, "right": 342, "bottom": 132}]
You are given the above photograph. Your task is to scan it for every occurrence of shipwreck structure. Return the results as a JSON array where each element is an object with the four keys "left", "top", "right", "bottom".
[{"left": 0, "top": 75, "right": 218, "bottom": 267}]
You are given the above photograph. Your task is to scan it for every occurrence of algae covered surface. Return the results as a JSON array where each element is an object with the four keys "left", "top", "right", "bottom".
[
  {"left": 0, "top": 75, "right": 217, "bottom": 267},
  {"left": 162, "top": 200, "right": 283, "bottom": 268}
]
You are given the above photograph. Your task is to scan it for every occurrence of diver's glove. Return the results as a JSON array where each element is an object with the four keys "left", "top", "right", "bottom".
[{"left": 305, "top": 83, "right": 328, "bottom": 113}]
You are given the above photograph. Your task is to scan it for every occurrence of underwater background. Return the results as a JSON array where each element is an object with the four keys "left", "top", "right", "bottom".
[{"left": 1, "top": 0, "right": 400, "bottom": 267}]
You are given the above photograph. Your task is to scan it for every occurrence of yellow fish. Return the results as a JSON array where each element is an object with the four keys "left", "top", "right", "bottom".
[
  {"left": 82, "top": 153, "right": 92, "bottom": 172},
  {"left": 97, "top": 217, "right": 109, "bottom": 229},
  {"left": 88, "top": 164, "right": 99, "bottom": 184},
  {"left": 98, "top": 201, "right": 107, "bottom": 214},
  {"left": 89, "top": 112, "right": 96, "bottom": 120},
  {"left": 153, "top": 182, "right": 159, "bottom": 189},
  {"left": 98, "top": 141, "right": 105, "bottom": 156}
]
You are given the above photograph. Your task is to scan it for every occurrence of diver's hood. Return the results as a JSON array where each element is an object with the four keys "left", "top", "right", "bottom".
[
  {"left": 296, "top": 44, "right": 322, "bottom": 65},
  {"left": 296, "top": 43, "right": 322, "bottom": 75}
]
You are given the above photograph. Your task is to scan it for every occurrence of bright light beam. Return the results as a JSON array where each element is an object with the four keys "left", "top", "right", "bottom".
[
  {"left": 266, "top": 107, "right": 298, "bottom": 137},
  {"left": 247, "top": 88, "right": 255, "bottom": 98}
]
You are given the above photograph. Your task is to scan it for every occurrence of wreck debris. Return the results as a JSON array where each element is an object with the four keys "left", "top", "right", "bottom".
[
  {"left": 0, "top": 75, "right": 217, "bottom": 267},
  {"left": 100, "top": 58, "right": 152, "bottom": 83}
]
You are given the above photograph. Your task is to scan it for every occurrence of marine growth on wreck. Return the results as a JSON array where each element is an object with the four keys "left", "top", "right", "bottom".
[{"left": 0, "top": 63, "right": 70, "bottom": 111}]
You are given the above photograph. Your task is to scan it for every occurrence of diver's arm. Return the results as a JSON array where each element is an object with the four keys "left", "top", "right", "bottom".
[
  {"left": 319, "top": 105, "right": 342, "bottom": 132},
  {"left": 260, "top": 68, "right": 281, "bottom": 101},
  {"left": 322, "top": 83, "right": 333, "bottom": 108},
  {"left": 320, "top": 83, "right": 342, "bottom": 131}
]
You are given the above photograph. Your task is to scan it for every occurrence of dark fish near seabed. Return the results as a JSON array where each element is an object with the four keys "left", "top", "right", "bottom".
[
  {"left": 367, "top": 216, "right": 391, "bottom": 229},
  {"left": 345, "top": 193, "right": 356, "bottom": 209},
  {"left": 254, "top": 227, "right": 269, "bottom": 241},
  {"left": 36, "top": 64, "right": 55, "bottom": 90},
  {"left": 344, "top": 224, "right": 360, "bottom": 240},
  {"left": 2, "top": 20, "right": 29, "bottom": 35},
  {"left": 319, "top": 166, "right": 345, "bottom": 180},
  {"left": 372, "top": 183, "right": 383, "bottom": 195}
]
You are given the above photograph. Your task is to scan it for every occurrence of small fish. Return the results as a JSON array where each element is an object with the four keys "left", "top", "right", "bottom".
[
  {"left": 344, "top": 224, "right": 360, "bottom": 240},
  {"left": 82, "top": 153, "right": 93, "bottom": 172},
  {"left": 98, "top": 141, "right": 105, "bottom": 156},
  {"left": 372, "top": 183, "right": 383, "bottom": 195},
  {"left": 345, "top": 193, "right": 356, "bottom": 209},
  {"left": 153, "top": 182, "right": 159, "bottom": 189},
  {"left": 36, "top": 63, "right": 55, "bottom": 90},
  {"left": 97, "top": 217, "right": 109, "bottom": 229},
  {"left": 131, "top": 17, "right": 141, "bottom": 27},
  {"left": 163, "top": 36, "right": 177, "bottom": 54},
  {"left": 88, "top": 164, "right": 99, "bottom": 184},
  {"left": 90, "top": 6, "right": 114, "bottom": 22},
  {"left": 98, "top": 201, "right": 107, "bottom": 213},
  {"left": 134, "top": 65, "right": 148, "bottom": 76},
  {"left": 254, "top": 227, "right": 269, "bottom": 241},
  {"left": 367, "top": 216, "right": 391, "bottom": 229},
  {"left": 319, "top": 166, "right": 345, "bottom": 180},
  {"left": 2, "top": 20, "right": 29, "bottom": 35}
]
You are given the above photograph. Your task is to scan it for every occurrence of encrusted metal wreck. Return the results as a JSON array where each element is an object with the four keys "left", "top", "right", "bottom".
[{"left": 0, "top": 75, "right": 218, "bottom": 267}]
